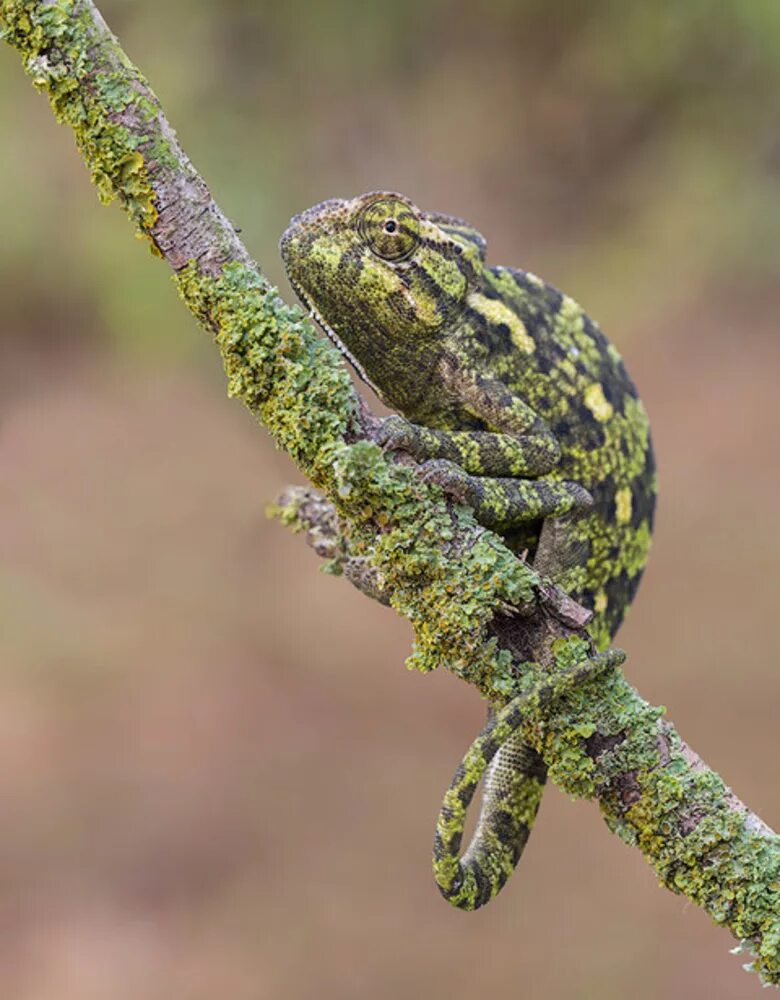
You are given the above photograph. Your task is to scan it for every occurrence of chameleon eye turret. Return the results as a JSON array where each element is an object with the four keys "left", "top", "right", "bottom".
[
  {"left": 358, "top": 194, "right": 421, "bottom": 262},
  {"left": 282, "top": 191, "right": 656, "bottom": 910}
]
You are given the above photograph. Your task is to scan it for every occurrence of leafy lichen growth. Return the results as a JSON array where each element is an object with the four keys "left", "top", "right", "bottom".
[
  {"left": 176, "top": 258, "right": 538, "bottom": 694},
  {"left": 0, "top": 0, "right": 165, "bottom": 235}
]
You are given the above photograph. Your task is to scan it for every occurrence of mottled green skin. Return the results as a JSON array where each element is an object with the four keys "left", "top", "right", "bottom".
[{"left": 282, "top": 190, "right": 656, "bottom": 911}]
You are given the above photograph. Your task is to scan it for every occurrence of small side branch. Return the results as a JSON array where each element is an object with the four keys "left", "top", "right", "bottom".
[{"left": 2, "top": 0, "right": 778, "bottom": 983}]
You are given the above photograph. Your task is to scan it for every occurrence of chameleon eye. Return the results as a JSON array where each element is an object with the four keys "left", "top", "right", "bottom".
[{"left": 359, "top": 197, "right": 420, "bottom": 262}]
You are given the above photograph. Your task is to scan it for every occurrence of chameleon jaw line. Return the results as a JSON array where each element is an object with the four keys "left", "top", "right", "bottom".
[{"left": 293, "top": 279, "right": 380, "bottom": 396}]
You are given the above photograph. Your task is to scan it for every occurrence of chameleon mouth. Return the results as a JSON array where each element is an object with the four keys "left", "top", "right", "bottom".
[{"left": 290, "top": 280, "right": 380, "bottom": 396}]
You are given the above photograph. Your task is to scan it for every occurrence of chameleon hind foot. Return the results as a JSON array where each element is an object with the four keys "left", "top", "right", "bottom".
[{"left": 432, "top": 647, "right": 626, "bottom": 911}]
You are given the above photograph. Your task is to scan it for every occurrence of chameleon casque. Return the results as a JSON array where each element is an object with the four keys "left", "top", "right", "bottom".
[{"left": 280, "top": 191, "right": 656, "bottom": 911}]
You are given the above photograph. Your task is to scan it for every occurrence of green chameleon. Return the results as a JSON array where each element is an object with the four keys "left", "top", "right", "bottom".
[{"left": 280, "top": 191, "right": 656, "bottom": 911}]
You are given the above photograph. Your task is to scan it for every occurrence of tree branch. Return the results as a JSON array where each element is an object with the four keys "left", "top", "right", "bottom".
[{"left": 2, "top": 0, "right": 778, "bottom": 983}]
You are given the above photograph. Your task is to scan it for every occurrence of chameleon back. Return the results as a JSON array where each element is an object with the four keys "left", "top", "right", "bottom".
[{"left": 473, "top": 265, "right": 657, "bottom": 648}]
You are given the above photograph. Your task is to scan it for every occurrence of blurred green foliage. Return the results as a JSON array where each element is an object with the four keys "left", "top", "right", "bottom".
[{"left": 2, "top": 0, "right": 780, "bottom": 363}]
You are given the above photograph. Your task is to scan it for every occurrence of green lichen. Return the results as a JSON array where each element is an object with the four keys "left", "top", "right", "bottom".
[
  {"left": 175, "top": 260, "right": 355, "bottom": 477},
  {"left": 176, "top": 258, "right": 538, "bottom": 692},
  {"left": 0, "top": 0, "right": 169, "bottom": 235},
  {"left": 523, "top": 668, "right": 780, "bottom": 981}
]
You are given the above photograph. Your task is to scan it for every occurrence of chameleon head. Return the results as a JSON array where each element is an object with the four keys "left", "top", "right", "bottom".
[{"left": 280, "top": 191, "right": 485, "bottom": 404}]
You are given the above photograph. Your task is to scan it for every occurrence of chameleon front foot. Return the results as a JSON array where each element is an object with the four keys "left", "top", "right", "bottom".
[
  {"left": 376, "top": 415, "right": 562, "bottom": 478},
  {"left": 420, "top": 458, "right": 593, "bottom": 532},
  {"left": 432, "top": 647, "right": 626, "bottom": 911}
]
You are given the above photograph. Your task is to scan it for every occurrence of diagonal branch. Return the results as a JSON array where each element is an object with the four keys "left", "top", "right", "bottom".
[{"left": 2, "top": 0, "right": 778, "bottom": 984}]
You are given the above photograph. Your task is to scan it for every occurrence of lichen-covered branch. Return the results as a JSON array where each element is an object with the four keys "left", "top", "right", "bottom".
[{"left": 2, "top": 0, "right": 778, "bottom": 983}]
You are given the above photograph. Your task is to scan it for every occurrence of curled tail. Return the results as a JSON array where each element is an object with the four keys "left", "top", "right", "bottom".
[
  {"left": 433, "top": 648, "right": 625, "bottom": 910},
  {"left": 434, "top": 731, "right": 547, "bottom": 910}
]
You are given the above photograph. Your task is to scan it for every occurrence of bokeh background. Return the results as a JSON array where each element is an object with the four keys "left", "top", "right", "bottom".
[{"left": 2, "top": 2, "right": 779, "bottom": 997}]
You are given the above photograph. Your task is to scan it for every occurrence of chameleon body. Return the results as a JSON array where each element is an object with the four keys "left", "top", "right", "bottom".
[{"left": 281, "top": 191, "right": 656, "bottom": 910}]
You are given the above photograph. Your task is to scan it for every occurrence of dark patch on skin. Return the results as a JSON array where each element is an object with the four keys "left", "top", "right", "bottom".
[
  {"left": 471, "top": 321, "right": 494, "bottom": 351},
  {"left": 612, "top": 389, "right": 629, "bottom": 417},
  {"left": 527, "top": 274, "right": 564, "bottom": 318},
  {"left": 418, "top": 235, "right": 453, "bottom": 254},
  {"left": 491, "top": 808, "right": 528, "bottom": 844},
  {"left": 604, "top": 568, "right": 635, "bottom": 626},
  {"left": 470, "top": 866, "right": 492, "bottom": 906},
  {"left": 514, "top": 304, "right": 555, "bottom": 345},
  {"left": 463, "top": 305, "right": 497, "bottom": 353},
  {"left": 624, "top": 570, "right": 643, "bottom": 609},
  {"left": 574, "top": 419, "right": 607, "bottom": 451},
  {"left": 336, "top": 243, "right": 367, "bottom": 284},
  {"left": 481, "top": 278, "right": 501, "bottom": 300},
  {"left": 599, "top": 378, "right": 619, "bottom": 405},
  {"left": 583, "top": 315, "right": 611, "bottom": 356},
  {"left": 614, "top": 357, "right": 632, "bottom": 385},
  {"left": 405, "top": 260, "right": 458, "bottom": 320},
  {"left": 573, "top": 399, "right": 602, "bottom": 432},
  {"left": 631, "top": 472, "right": 656, "bottom": 532},
  {"left": 426, "top": 213, "right": 488, "bottom": 260},
  {"left": 593, "top": 475, "right": 619, "bottom": 521},
  {"left": 535, "top": 393, "right": 551, "bottom": 412},
  {"left": 480, "top": 319, "right": 514, "bottom": 357},
  {"left": 458, "top": 784, "right": 476, "bottom": 808},
  {"left": 476, "top": 306, "right": 525, "bottom": 357},
  {"left": 529, "top": 342, "right": 560, "bottom": 379},
  {"left": 523, "top": 751, "right": 548, "bottom": 782}
]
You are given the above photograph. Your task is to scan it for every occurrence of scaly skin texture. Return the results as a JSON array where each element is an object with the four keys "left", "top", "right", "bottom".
[{"left": 281, "top": 191, "right": 656, "bottom": 909}]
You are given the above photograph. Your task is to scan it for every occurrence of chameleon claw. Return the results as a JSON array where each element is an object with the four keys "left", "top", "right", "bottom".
[
  {"left": 376, "top": 414, "right": 418, "bottom": 454},
  {"left": 419, "top": 458, "right": 471, "bottom": 502}
]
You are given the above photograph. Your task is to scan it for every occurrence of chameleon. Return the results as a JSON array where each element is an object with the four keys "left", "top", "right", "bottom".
[{"left": 280, "top": 191, "right": 656, "bottom": 911}]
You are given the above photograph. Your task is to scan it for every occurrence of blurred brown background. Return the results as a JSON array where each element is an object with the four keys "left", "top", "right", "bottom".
[{"left": 1, "top": 2, "right": 779, "bottom": 998}]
